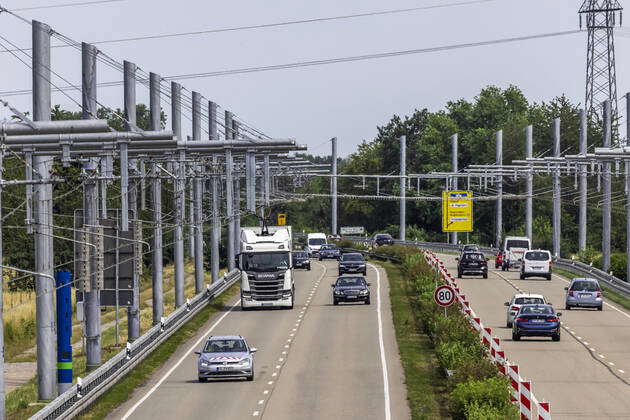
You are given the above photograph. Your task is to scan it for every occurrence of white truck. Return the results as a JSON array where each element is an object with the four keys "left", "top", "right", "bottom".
[
  {"left": 304, "top": 232, "right": 327, "bottom": 257},
  {"left": 501, "top": 236, "right": 532, "bottom": 271},
  {"left": 239, "top": 226, "right": 294, "bottom": 310}
]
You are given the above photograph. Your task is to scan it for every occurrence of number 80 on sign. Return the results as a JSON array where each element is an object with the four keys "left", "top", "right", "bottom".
[{"left": 434, "top": 285, "right": 456, "bottom": 307}]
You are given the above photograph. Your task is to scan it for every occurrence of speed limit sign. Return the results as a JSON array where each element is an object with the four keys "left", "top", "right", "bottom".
[{"left": 434, "top": 285, "right": 456, "bottom": 307}]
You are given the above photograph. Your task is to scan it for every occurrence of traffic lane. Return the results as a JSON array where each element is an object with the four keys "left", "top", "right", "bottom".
[
  {"left": 440, "top": 254, "right": 630, "bottom": 419},
  {"left": 261, "top": 261, "right": 410, "bottom": 420},
  {"left": 110, "top": 263, "right": 326, "bottom": 420}
]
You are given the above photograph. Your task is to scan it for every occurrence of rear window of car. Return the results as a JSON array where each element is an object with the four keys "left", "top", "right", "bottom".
[
  {"left": 570, "top": 280, "right": 600, "bottom": 292},
  {"left": 519, "top": 306, "right": 554, "bottom": 315},
  {"left": 293, "top": 252, "right": 306, "bottom": 258},
  {"left": 506, "top": 240, "right": 530, "bottom": 250},
  {"left": 342, "top": 254, "right": 364, "bottom": 262},
  {"left": 515, "top": 297, "right": 545, "bottom": 305},
  {"left": 463, "top": 253, "right": 484, "bottom": 261},
  {"left": 525, "top": 251, "right": 550, "bottom": 261},
  {"left": 464, "top": 245, "right": 479, "bottom": 251}
]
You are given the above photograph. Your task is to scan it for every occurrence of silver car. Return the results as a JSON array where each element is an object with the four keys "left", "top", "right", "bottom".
[
  {"left": 195, "top": 335, "right": 257, "bottom": 382},
  {"left": 504, "top": 293, "right": 547, "bottom": 328},
  {"left": 565, "top": 278, "right": 603, "bottom": 311}
]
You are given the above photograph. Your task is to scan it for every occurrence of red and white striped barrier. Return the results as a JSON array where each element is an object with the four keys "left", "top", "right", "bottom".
[{"left": 423, "top": 252, "right": 549, "bottom": 419}]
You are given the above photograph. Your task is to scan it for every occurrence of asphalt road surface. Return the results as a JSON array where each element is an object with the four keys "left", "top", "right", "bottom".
[
  {"left": 110, "top": 260, "right": 410, "bottom": 420},
  {"left": 441, "top": 254, "right": 630, "bottom": 419}
]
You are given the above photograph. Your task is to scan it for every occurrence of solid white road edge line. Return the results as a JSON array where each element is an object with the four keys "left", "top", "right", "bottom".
[
  {"left": 368, "top": 263, "right": 392, "bottom": 420},
  {"left": 120, "top": 298, "right": 242, "bottom": 420}
]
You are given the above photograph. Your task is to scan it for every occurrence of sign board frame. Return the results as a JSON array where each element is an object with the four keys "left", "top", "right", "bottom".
[{"left": 442, "top": 191, "right": 473, "bottom": 232}]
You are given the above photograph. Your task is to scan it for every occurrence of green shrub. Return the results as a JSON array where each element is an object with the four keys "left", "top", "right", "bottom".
[
  {"left": 451, "top": 377, "right": 513, "bottom": 419},
  {"left": 464, "top": 401, "right": 518, "bottom": 420}
]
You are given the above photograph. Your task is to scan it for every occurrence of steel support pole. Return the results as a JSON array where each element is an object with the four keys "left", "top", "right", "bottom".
[
  {"left": 525, "top": 125, "right": 533, "bottom": 241},
  {"left": 451, "top": 134, "right": 458, "bottom": 245},
  {"left": 192, "top": 91, "right": 204, "bottom": 293},
  {"left": 602, "top": 100, "right": 612, "bottom": 272},
  {"left": 172, "top": 82, "right": 185, "bottom": 307},
  {"left": 225, "top": 111, "right": 235, "bottom": 271},
  {"left": 331, "top": 137, "right": 338, "bottom": 236},
  {"left": 0, "top": 150, "right": 5, "bottom": 413},
  {"left": 233, "top": 120, "right": 241, "bottom": 255},
  {"left": 32, "top": 21, "right": 57, "bottom": 400},
  {"left": 552, "top": 119, "right": 562, "bottom": 258},
  {"left": 264, "top": 154, "right": 271, "bottom": 206},
  {"left": 399, "top": 135, "right": 406, "bottom": 241},
  {"left": 626, "top": 95, "right": 630, "bottom": 283},
  {"left": 495, "top": 130, "right": 503, "bottom": 248},
  {"left": 579, "top": 109, "right": 588, "bottom": 251},
  {"left": 124, "top": 60, "right": 140, "bottom": 341},
  {"left": 150, "top": 73, "right": 163, "bottom": 325},
  {"left": 209, "top": 101, "right": 220, "bottom": 283}
]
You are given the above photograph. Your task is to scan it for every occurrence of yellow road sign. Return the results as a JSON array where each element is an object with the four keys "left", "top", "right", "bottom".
[
  {"left": 277, "top": 213, "right": 286, "bottom": 226},
  {"left": 442, "top": 191, "right": 473, "bottom": 232}
]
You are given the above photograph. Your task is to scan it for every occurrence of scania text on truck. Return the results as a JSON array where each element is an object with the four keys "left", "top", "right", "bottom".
[{"left": 239, "top": 226, "right": 294, "bottom": 310}]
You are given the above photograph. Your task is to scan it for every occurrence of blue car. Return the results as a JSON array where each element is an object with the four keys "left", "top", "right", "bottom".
[{"left": 512, "top": 304, "right": 562, "bottom": 342}]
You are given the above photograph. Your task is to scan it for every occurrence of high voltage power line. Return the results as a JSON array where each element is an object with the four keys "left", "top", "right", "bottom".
[{"left": 5, "top": 0, "right": 124, "bottom": 12}]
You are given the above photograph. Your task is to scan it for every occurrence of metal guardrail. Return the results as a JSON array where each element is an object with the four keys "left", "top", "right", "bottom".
[{"left": 32, "top": 269, "right": 241, "bottom": 420}]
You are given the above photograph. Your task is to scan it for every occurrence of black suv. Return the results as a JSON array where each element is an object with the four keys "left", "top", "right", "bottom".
[
  {"left": 457, "top": 252, "right": 488, "bottom": 279},
  {"left": 331, "top": 276, "right": 371, "bottom": 305},
  {"left": 372, "top": 233, "right": 394, "bottom": 248},
  {"left": 292, "top": 251, "right": 311, "bottom": 270},
  {"left": 338, "top": 253, "right": 367, "bottom": 275}
]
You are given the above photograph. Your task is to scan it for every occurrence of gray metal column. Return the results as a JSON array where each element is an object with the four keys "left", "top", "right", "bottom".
[
  {"left": 124, "top": 60, "right": 140, "bottom": 341},
  {"left": 399, "top": 135, "right": 406, "bottom": 241},
  {"left": 150, "top": 73, "right": 163, "bottom": 325},
  {"left": 552, "top": 119, "right": 562, "bottom": 258},
  {"left": 0, "top": 150, "right": 4, "bottom": 412},
  {"left": 232, "top": 120, "right": 241, "bottom": 255},
  {"left": 451, "top": 134, "right": 458, "bottom": 245},
  {"left": 209, "top": 101, "right": 220, "bottom": 283},
  {"left": 32, "top": 21, "right": 57, "bottom": 399},
  {"left": 172, "top": 82, "right": 185, "bottom": 307},
  {"left": 331, "top": 137, "right": 338, "bottom": 236},
  {"left": 192, "top": 91, "right": 204, "bottom": 293},
  {"left": 579, "top": 109, "right": 588, "bottom": 251},
  {"left": 245, "top": 151, "right": 256, "bottom": 212},
  {"left": 495, "top": 130, "right": 503, "bottom": 248},
  {"left": 525, "top": 125, "right": 533, "bottom": 241},
  {"left": 602, "top": 100, "right": 612, "bottom": 272},
  {"left": 626, "top": 94, "right": 630, "bottom": 283},
  {"left": 264, "top": 154, "right": 271, "bottom": 206},
  {"left": 82, "top": 42, "right": 101, "bottom": 372},
  {"left": 225, "top": 111, "right": 235, "bottom": 271}
]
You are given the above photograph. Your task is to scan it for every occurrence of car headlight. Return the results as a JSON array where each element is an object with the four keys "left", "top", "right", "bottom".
[
  {"left": 360, "top": 289, "right": 369, "bottom": 295},
  {"left": 334, "top": 290, "right": 342, "bottom": 295},
  {"left": 200, "top": 360, "right": 211, "bottom": 367},
  {"left": 240, "top": 358, "right": 251, "bottom": 366}
]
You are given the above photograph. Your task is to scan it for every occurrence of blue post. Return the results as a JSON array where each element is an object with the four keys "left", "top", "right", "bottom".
[{"left": 56, "top": 271, "right": 73, "bottom": 394}]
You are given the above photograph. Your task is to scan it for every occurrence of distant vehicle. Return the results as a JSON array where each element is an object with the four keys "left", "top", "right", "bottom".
[
  {"left": 460, "top": 244, "right": 480, "bottom": 255},
  {"left": 456, "top": 252, "right": 488, "bottom": 279},
  {"left": 338, "top": 252, "right": 367, "bottom": 276},
  {"left": 195, "top": 335, "right": 257, "bottom": 382},
  {"left": 502, "top": 236, "right": 531, "bottom": 271},
  {"left": 495, "top": 251, "right": 504, "bottom": 269},
  {"left": 331, "top": 276, "right": 371, "bottom": 305},
  {"left": 504, "top": 293, "right": 547, "bottom": 328},
  {"left": 520, "top": 250, "right": 552, "bottom": 280},
  {"left": 328, "top": 234, "right": 341, "bottom": 241},
  {"left": 292, "top": 251, "right": 311, "bottom": 271},
  {"left": 512, "top": 304, "right": 562, "bottom": 342},
  {"left": 305, "top": 233, "right": 327, "bottom": 257},
  {"left": 565, "top": 278, "right": 603, "bottom": 311},
  {"left": 372, "top": 233, "right": 394, "bottom": 248},
  {"left": 319, "top": 244, "right": 341, "bottom": 260},
  {"left": 239, "top": 226, "right": 294, "bottom": 310}
]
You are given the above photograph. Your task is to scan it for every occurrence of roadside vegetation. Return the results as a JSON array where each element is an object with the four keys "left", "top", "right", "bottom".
[{"left": 381, "top": 245, "right": 518, "bottom": 420}]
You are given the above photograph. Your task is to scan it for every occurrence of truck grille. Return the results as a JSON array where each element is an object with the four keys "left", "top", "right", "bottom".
[{"left": 248, "top": 276, "right": 284, "bottom": 300}]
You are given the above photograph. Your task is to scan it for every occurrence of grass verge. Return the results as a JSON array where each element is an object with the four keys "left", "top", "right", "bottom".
[
  {"left": 75, "top": 283, "right": 239, "bottom": 420},
  {"left": 554, "top": 268, "right": 630, "bottom": 311},
  {"left": 380, "top": 261, "right": 449, "bottom": 419}
]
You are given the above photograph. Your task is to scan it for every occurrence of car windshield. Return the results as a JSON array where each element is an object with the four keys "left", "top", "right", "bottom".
[
  {"left": 308, "top": 238, "right": 326, "bottom": 246},
  {"left": 336, "top": 277, "right": 365, "bottom": 287},
  {"left": 570, "top": 280, "right": 600, "bottom": 292},
  {"left": 506, "top": 240, "right": 529, "bottom": 250},
  {"left": 519, "top": 306, "right": 554, "bottom": 315},
  {"left": 462, "top": 253, "right": 484, "bottom": 261},
  {"left": 342, "top": 254, "right": 364, "bottom": 262},
  {"left": 525, "top": 251, "right": 550, "bottom": 261},
  {"left": 242, "top": 252, "right": 290, "bottom": 272},
  {"left": 292, "top": 252, "right": 306, "bottom": 258},
  {"left": 204, "top": 339, "right": 247, "bottom": 353},
  {"left": 463, "top": 245, "right": 479, "bottom": 251},
  {"left": 515, "top": 297, "right": 545, "bottom": 305}
]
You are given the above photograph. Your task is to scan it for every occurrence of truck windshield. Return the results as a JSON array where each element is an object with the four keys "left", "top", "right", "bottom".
[
  {"left": 308, "top": 238, "right": 326, "bottom": 246},
  {"left": 506, "top": 240, "right": 529, "bottom": 250},
  {"left": 242, "top": 252, "right": 290, "bottom": 272}
]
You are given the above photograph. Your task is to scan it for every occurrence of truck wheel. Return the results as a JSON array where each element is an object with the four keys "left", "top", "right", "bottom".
[{"left": 241, "top": 303, "right": 250, "bottom": 311}]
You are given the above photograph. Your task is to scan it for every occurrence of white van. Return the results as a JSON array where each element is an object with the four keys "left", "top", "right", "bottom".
[
  {"left": 305, "top": 233, "right": 327, "bottom": 257},
  {"left": 520, "top": 250, "right": 552, "bottom": 280},
  {"left": 501, "top": 236, "right": 531, "bottom": 271}
]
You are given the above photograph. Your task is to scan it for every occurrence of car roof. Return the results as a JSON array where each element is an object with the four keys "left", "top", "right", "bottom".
[
  {"left": 519, "top": 303, "right": 553, "bottom": 308},
  {"left": 343, "top": 252, "right": 364, "bottom": 257},
  {"left": 337, "top": 275, "right": 365, "bottom": 280},
  {"left": 570, "top": 277, "right": 598, "bottom": 283},
  {"left": 525, "top": 249, "right": 550, "bottom": 253},
  {"left": 513, "top": 293, "right": 544, "bottom": 299},
  {"left": 207, "top": 335, "right": 244, "bottom": 341}
]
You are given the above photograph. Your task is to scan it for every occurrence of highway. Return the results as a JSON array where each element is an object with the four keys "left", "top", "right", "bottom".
[
  {"left": 439, "top": 254, "right": 630, "bottom": 420},
  {"left": 110, "top": 260, "right": 410, "bottom": 420}
]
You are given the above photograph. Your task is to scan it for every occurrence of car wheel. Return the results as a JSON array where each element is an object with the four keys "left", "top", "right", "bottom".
[
  {"left": 512, "top": 331, "right": 520, "bottom": 341},
  {"left": 457, "top": 271, "right": 462, "bottom": 278},
  {"left": 247, "top": 372, "right": 254, "bottom": 382},
  {"left": 318, "top": 257, "right": 322, "bottom": 261},
  {"left": 520, "top": 273, "right": 525, "bottom": 280},
  {"left": 199, "top": 377, "right": 207, "bottom": 383},
  {"left": 307, "top": 266, "right": 311, "bottom": 271},
  {"left": 338, "top": 272, "right": 343, "bottom": 276},
  {"left": 495, "top": 264, "right": 499, "bottom": 269},
  {"left": 363, "top": 270, "right": 367, "bottom": 275},
  {"left": 365, "top": 299, "right": 371, "bottom": 305},
  {"left": 552, "top": 332, "right": 561, "bottom": 342},
  {"left": 483, "top": 272, "right": 488, "bottom": 279},
  {"left": 546, "top": 274, "right": 552, "bottom": 280},
  {"left": 333, "top": 299, "right": 339, "bottom": 306},
  {"left": 565, "top": 305, "right": 571, "bottom": 310},
  {"left": 507, "top": 321, "right": 512, "bottom": 328},
  {"left": 598, "top": 305, "right": 603, "bottom": 311}
]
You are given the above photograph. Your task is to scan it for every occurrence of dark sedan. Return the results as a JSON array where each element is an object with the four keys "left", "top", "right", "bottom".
[
  {"left": 372, "top": 233, "right": 394, "bottom": 248},
  {"left": 512, "top": 304, "right": 562, "bottom": 342},
  {"left": 338, "top": 253, "right": 367, "bottom": 275},
  {"left": 456, "top": 252, "right": 488, "bottom": 278},
  {"left": 332, "top": 276, "right": 371, "bottom": 305},
  {"left": 318, "top": 244, "right": 341, "bottom": 260},
  {"left": 292, "top": 251, "right": 311, "bottom": 270}
]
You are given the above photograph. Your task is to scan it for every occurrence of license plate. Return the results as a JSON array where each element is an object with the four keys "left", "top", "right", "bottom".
[
  {"left": 531, "top": 319, "right": 545, "bottom": 323},
  {"left": 262, "top": 302, "right": 273, "bottom": 306},
  {"left": 346, "top": 295, "right": 357, "bottom": 299},
  {"left": 533, "top": 267, "right": 542, "bottom": 270},
  {"left": 469, "top": 263, "right": 478, "bottom": 266},
  {"left": 579, "top": 293, "right": 590, "bottom": 298},
  {"left": 217, "top": 367, "right": 232, "bottom": 371}
]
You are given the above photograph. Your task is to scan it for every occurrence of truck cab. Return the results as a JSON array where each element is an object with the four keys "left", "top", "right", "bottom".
[{"left": 239, "top": 226, "right": 294, "bottom": 310}]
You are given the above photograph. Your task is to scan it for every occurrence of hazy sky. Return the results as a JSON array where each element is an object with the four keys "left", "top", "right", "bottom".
[{"left": 0, "top": 0, "right": 628, "bottom": 157}]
